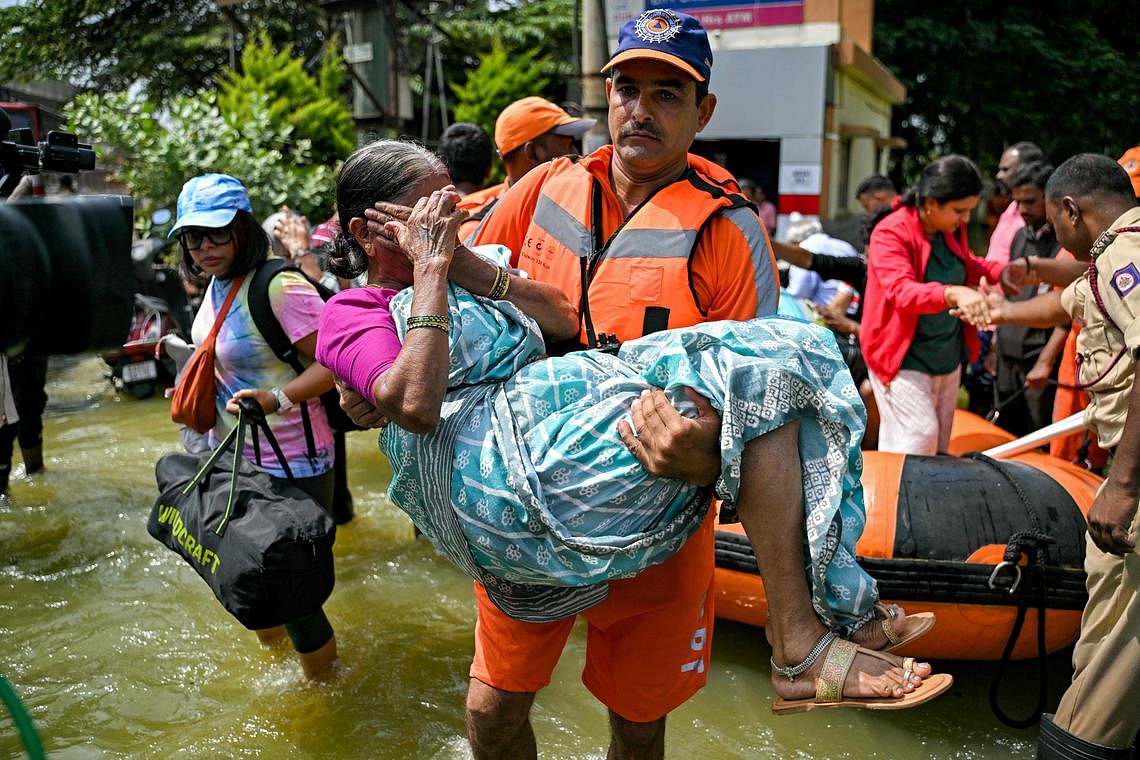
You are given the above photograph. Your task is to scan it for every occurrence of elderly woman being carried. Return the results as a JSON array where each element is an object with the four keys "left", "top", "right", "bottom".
[{"left": 316, "top": 140, "right": 954, "bottom": 712}]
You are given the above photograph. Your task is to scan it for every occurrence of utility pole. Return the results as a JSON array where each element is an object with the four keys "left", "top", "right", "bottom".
[
  {"left": 567, "top": 0, "right": 581, "bottom": 104},
  {"left": 580, "top": 0, "right": 611, "bottom": 152},
  {"left": 214, "top": 0, "right": 244, "bottom": 70}
]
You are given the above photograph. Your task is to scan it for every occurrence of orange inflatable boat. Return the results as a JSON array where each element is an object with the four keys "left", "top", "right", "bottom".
[{"left": 714, "top": 411, "right": 1101, "bottom": 661}]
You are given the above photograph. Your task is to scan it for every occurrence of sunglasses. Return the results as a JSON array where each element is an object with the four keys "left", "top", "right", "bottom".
[{"left": 180, "top": 227, "right": 234, "bottom": 250}]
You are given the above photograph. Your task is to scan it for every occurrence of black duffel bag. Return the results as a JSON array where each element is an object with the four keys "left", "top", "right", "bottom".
[{"left": 148, "top": 398, "right": 336, "bottom": 630}]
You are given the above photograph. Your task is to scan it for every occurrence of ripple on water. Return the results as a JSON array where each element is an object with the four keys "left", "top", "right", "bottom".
[{"left": 1, "top": 357, "right": 1057, "bottom": 759}]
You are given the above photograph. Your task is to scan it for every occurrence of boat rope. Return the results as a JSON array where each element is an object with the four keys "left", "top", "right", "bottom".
[
  {"left": 986, "top": 383, "right": 1027, "bottom": 424},
  {"left": 964, "top": 452, "right": 1055, "bottom": 729},
  {"left": 0, "top": 672, "right": 45, "bottom": 760},
  {"left": 987, "top": 353, "right": 1130, "bottom": 426}
]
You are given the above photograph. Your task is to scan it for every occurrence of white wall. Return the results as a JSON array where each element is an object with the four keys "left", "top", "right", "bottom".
[
  {"left": 701, "top": 45, "right": 828, "bottom": 160},
  {"left": 829, "top": 70, "right": 896, "bottom": 215}
]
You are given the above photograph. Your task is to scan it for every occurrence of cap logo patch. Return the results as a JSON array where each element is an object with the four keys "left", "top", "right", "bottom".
[
  {"left": 635, "top": 9, "right": 682, "bottom": 43},
  {"left": 1111, "top": 263, "right": 1139, "bottom": 297}
]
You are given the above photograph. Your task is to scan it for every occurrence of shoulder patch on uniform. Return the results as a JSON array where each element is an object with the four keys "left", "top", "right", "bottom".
[{"left": 1110, "top": 262, "right": 1139, "bottom": 297}]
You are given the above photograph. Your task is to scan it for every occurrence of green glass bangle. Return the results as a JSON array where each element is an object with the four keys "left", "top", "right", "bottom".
[{"left": 407, "top": 314, "right": 449, "bottom": 334}]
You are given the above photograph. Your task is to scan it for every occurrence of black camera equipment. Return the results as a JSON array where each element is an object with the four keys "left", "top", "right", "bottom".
[
  {"left": 0, "top": 110, "right": 96, "bottom": 197},
  {"left": 0, "top": 106, "right": 133, "bottom": 356}
]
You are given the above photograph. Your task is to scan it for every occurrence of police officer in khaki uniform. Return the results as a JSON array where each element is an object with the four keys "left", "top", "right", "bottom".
[{"left": 977, "top": 153, "right": 1140, "bottom": 759}]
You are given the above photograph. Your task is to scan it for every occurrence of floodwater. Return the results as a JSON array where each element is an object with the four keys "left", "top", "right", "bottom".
[{"left": 1, "top": 355, "right": 1074, "bottom": 759}]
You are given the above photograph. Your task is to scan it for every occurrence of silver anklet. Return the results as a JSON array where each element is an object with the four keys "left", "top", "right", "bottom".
[{"left": 770, "top": 631, "right": 837, "bottom": 682}]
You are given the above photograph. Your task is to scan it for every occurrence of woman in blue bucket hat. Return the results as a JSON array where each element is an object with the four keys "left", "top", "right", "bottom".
[{"left": 171, "top": 173, "right": 340, "bottom": 679}]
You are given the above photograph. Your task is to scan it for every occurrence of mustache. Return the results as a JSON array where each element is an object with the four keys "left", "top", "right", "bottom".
[{"left": 621, "top": 121, "right": 661, "bottom": 138}]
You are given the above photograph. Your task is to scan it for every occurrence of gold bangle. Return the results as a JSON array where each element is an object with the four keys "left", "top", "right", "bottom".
[
  {"left": 488, "top": 266, "right": 511, "bottom": 300},
  {"left": 406, "top": 314, "right": 450, "bottom": 334}
]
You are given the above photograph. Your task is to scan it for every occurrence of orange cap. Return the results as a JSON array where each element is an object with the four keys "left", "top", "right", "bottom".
[
  {"left": 1118, "top": 146, "right": 1140, "bottom": 198},
  {"left": 494, "top": 97, "right": 596, "bottom": 156}
]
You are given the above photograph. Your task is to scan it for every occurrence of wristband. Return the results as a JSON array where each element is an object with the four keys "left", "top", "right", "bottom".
[{"left": 272, "top": 386, "right": 295, "bottom": 414}]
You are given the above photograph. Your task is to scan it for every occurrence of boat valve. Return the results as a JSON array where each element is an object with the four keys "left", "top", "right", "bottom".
[{"left": 988, "top": 561, "right": 1023, "bottom": 595}]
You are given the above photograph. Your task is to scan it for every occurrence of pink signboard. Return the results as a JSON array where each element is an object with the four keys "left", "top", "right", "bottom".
[{"left": 656, "top": 1, "right": 804, "bottom": 29}]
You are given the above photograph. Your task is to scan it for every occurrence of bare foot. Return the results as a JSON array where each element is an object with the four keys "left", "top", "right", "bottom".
[
  {"left": 771, "top": 632, "right": 933, "bottom": 703},
  {"left": 256, "top": 625, "right": 287, "bottom": 644},
  {"left": 299, "top": 634, "right": 338, "bottom": 681},
  {"left": 850, "top": 603, "right": 907, "bottom": 650}
]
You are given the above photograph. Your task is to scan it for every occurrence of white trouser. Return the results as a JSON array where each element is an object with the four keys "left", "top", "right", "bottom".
[{"left": 867, "top": 367, "right": 959, "bottom": 455}]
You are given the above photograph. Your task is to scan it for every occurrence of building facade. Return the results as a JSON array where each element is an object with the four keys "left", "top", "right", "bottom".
[{"left": 605, "top": 0, "right": 906, "bottom": 238}]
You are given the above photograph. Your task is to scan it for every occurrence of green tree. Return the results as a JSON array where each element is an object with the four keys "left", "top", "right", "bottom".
[
  {"left": 451, "top": 40, "right": 551, "bottom": 138},
  {"left": 67, "top": 88, "right": 337, "bottom": 231},
  {"left": 874, "top": 0, "right": 1140, "bottom": 183},
  {"left": 447, "top": 40, "right": 552, "bottom": 185},
  {"left": 64, "top": 33, "right": 352, "bottom": 228},
  {"left": 437, "top": 0, "right": 574, "bottom": 89},
  {"left": 216, "top": 31, "right": 355, "bottom": 165},
  {"left": 0, "top": 0, "right": 330, "bottom": 103},
  {"left": 397, "top": 0, "right": 575, "bottom": 141}
]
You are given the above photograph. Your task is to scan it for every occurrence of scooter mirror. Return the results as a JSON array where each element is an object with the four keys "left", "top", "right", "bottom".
[{"left": 152, "top": 208, "right": 172, "bottom": 226}]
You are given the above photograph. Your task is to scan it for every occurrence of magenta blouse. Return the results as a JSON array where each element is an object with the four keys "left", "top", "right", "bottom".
[{"left": 316, "top": 286, "right": 403, "bottom": 400}]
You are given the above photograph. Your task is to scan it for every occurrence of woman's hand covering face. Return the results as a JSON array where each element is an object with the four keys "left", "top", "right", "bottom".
[
  {"left": 364, "top": 201, "right": 412, "bottom": 236},
  {"left": 367, "top": 187, "right": 469, "bottom": 270}
]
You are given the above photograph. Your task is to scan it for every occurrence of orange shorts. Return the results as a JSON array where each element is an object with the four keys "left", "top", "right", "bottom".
[{"left": 469, "top": 505, "right": 716, "bottom": 723}]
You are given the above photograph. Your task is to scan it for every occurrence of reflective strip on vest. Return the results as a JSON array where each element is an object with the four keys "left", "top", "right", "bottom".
[
  {"left": 532, "top": 192, "right": 592, "bottom": 258},
  {"left": 721, "top": 205, "right": 779, "bottom": 317},
  {"left": 606, "top": 228, "right": 700, "bottom": 259}
]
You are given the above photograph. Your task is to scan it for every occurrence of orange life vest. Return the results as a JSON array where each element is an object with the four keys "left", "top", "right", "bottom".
[
  {"left": 517, "top": 153, "right": 753, "bottom": 348},
  {"left": 458, "top": 182, "right": 506, "bottom": 245}
]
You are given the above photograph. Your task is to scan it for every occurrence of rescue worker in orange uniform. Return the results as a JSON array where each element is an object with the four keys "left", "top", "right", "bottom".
[
  {"left": 454, "top": 9, "right": 935, "bottom": 758},
  {"left": 458, "top": 97, "right": 595, "bottom": 244}
]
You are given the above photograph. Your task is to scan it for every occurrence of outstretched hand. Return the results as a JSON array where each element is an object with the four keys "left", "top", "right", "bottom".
[
  {"left": 944, "top": 283, "right": 990, "bottom": 327},
  {"left": 978, "top": 277, "right": 1009, "bottom": 325},
  {"left": 1000, "top": 257, "right": 1038, "bottom": 296},
  {"left": 273, "top": 208, "right": 310, "bottom": 256},
  {"left": 618, "top": 387, "right": 722, "bottom": 486},
  {"left": 949, "top": 278, "right": 1004, "bottom": 328}
]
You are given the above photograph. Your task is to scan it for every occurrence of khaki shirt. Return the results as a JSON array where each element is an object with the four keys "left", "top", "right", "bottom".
[{"left": 1060, "top": 207, "right": 1140, "bottom": 448}]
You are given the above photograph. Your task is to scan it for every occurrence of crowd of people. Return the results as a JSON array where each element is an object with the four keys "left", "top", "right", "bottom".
[{"left": 7, "top": 5, "right": 1138, "bottom": 759}]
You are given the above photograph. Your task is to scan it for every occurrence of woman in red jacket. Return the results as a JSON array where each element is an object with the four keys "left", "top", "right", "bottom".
[{"left": 861, "top": 155, "right": 1003, "bottom": 454}]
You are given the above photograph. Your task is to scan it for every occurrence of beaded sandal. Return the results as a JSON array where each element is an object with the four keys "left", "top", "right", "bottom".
[{"left": 770, "top": 631, "right": 953, "bottom": 715}]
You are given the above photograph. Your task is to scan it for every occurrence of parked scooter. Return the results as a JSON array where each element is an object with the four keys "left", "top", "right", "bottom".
[{"left": 102, "top": 213, "right": 194, "bottom": 399}]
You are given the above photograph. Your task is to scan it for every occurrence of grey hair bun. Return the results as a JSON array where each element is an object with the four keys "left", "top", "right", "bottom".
[{"left": 325, "top": 232, "right": 368, "bottom": 279}]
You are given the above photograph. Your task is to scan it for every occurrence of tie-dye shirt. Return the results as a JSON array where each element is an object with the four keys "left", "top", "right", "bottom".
[{"left": 191, "top": 268, "right": 334, "bottom": 478}]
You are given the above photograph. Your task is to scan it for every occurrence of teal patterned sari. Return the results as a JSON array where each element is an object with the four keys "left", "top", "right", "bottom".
[{"left": 382, "top": 283, "right": 877, "bottom": 630}]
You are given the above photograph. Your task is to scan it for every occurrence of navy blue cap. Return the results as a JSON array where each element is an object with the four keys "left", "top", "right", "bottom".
[{"left": 602, "top": 8, "right": 713, "bottom": 82}]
